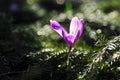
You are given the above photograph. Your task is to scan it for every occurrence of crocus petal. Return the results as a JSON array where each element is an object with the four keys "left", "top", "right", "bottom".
[
  {"left": 50, "top": 20, "right": 68, "bottom": 37},
  {"left": 75, "top": 19, "right": 84, "bottom": 41},
  {"left": 69, "top": 17, "right": 80, "bottom": 36},
  {"left": 64, "top": 34, "right": 75, "bottom": 47}
]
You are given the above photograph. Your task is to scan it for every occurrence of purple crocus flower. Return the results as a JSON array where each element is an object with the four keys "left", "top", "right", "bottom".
[{"left": 50, "top": 17, "right": 84, "bottom": 51}]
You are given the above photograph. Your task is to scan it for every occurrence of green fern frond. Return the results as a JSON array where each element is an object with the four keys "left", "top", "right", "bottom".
[{"left": 84, "top": 35, "right": 120, "bottom": 79}]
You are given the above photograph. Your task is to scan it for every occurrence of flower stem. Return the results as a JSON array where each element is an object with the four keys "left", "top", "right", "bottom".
[{"left": 66, "top": 46, "right": 72, "bottom": 70}]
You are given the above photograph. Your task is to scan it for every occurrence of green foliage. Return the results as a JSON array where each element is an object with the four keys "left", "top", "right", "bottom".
[
  {"left": 84, "top": 36, "right": 120, "bottom": 80},
  {"left": 95, "top": 30, "right": 108, "bottom": 48},
  {"left": 0, "top": 17, "right": 41, "bottom": 80},
  {"left": 21, "top": 48, "right": 89, "bottom": 80},
  {"left": 98, "top": 0, "right": 120, "bottom": 13}
]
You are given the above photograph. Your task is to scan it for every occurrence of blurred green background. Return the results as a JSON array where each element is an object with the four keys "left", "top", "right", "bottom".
[{"left": 0, "top": 0, "right": 120, "bottom": 80}]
